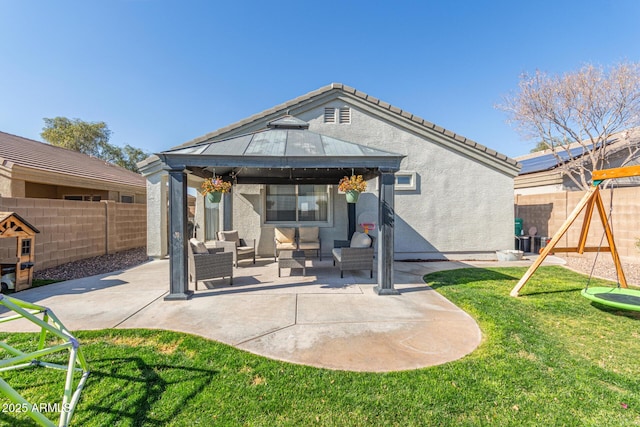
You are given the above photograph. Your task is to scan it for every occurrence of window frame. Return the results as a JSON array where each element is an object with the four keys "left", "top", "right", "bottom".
[
  {"left": 394, "top": 171, "right": 417, "bottom": 191},
  {"left": 263, "top": 184, "right": 333, "bottom": 226}
]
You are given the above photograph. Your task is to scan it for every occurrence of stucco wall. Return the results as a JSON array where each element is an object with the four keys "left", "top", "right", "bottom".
[
  {"left": 146, "top": 171, "right": 168, "bottom": 258},
  {"left": 222, "top": 100, "right": 516, "bottom": 259},
  {"left": 230, "top": 184, "right": 351, "bottom": 259},
  {"left": 305, "top": 101, "right": 514, "bottom": 257}
]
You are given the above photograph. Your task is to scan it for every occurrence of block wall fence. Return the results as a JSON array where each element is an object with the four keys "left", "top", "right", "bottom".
[
  {"left": 515, "top": 187, "right": 640, "bottom": 261},
  {"left": 0, "top": 197, "right": 146, "bottom": 271}
]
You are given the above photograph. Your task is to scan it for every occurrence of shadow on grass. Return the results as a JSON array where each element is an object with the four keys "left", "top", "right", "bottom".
[
  {"left": 517, "top": 286, "right": 585, "bottom": 297},
  {"left": 587, "top": 301, "right": 640, "bottom": 320},
  {"left": 80, "top": 356, "right": 218, "bottom": 425},
  {"left": 425, "top": 267, "right": 521, "bottom": 289}
]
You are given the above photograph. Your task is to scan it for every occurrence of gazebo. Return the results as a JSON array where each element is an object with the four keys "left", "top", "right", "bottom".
[{"left": 155, "top": 116, "right": 405, "bottom": 300}]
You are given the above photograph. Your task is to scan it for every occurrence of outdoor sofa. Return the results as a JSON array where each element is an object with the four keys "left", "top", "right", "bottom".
[
  {"left": 332, "top": 232, "right": 375, "bottom": 278},
  {"left": 188, "top": 238, "right": 233, "bottom": 289}
]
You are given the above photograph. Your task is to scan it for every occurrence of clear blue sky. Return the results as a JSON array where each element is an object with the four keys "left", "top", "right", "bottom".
[{"left": 1, "top": 0, "right": 638, "bottom": 159}]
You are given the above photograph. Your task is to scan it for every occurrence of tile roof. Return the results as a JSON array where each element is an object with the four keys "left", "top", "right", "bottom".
[
  {"left": 181, "top": 83, "right": 520, "bottom": 169},
  {"left": 0, "top": 131, "right": 146, "bottom": 188}
]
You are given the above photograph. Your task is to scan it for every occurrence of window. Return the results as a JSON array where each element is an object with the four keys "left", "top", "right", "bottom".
[
  {"left": 64, "top": 195, "right": 101, "bottom": 201},
  {"left": 395, "top": 171, "right": 417, "bottom": 191},
  {"left": 339, "top": 107, "right": 351, "bottom": 124},
  {"left": 21, "top": 239, "right": 31, "bottom": 256},
  {"left": 121, "top": 195, "right": 134, "bottom": 203},
  {"left": 324, "top": 107, "right": 336, "bottom": 123},
  {"left": 266, "top": 185, "right": 329, "bottom": 223}
]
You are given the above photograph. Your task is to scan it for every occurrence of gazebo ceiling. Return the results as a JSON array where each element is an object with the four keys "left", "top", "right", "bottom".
[{"left": 158, "top": 116, "right": 405, "bottom": 184}]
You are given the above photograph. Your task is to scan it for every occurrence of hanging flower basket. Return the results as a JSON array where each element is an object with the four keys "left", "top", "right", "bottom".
[
  {"left": 339, "top": 175, "right": 367, "bottom": 204},
  {"left": 201, "top": 176, "right": 232, "bottom": 203},
  {"left": 345, "top": 190, "right": 360, "bottom": 203}
]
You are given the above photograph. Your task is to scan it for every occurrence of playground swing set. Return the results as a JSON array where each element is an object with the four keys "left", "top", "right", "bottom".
[{"left": 511, "top": 165, "right": 640, "bottom": 312}]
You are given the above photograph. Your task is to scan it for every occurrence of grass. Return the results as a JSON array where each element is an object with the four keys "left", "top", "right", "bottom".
[{"left": 0, "top": 266, "right": 639, "bottom": 426}]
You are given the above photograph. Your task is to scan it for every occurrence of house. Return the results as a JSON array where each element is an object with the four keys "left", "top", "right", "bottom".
[
  {"left": 140, "top": 83, "right": 520, "bottom": 263},
  {"left": 514, "top": 128, "right": 640, "bottom": 259},
  {"left": 0, "top": 131, "right": 146, "bottom": 203},
  {"left": 515, "top": 128, "right": 640, "bottom": 195}
]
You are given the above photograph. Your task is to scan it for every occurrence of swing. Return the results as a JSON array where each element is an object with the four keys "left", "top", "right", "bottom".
[
  {"left": 511, "top": 165, "right": 640, "bottom": 304},
  {"left": 581, "top": 287, "right": 640, "bottom": 311},
  {"left": 579, "top": 183, "right": 640, "bottom": 311}
]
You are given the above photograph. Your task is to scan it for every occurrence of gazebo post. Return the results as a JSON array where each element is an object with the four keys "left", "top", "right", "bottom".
[
  {"left": 165, "top": 167, "right": 193, "bottom": 301},
  {"left": 347, "top": 204, "right": 356, "bottom": 239},
  {"left": 375, "top": 169, "right": 399, "bottom": 295}
]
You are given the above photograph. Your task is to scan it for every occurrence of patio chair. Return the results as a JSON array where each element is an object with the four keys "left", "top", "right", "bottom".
[
  {"left": 332, "top": 232, "right": 375, "bottom": 278},
  {"left": 215, "top": 230, "right": 256, "bottom": 267},
  {"left": 297, "top": 226, "right": 321, "bottom": 260},
  {"left": 274, "top": 227, "right": 297, "bottom": 261},
  {"left": 188, "top": 238, "right": 233, "bottom": 289}
]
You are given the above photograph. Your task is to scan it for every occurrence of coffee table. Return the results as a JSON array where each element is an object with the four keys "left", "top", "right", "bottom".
[{"left": 278, "top": 250, "right": 306, "bottom": 277}]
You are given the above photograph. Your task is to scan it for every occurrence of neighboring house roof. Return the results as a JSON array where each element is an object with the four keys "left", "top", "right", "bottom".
[
  {"left": 0, "top": 131, "right": 146, "bottom": 188},
  {"left": 518, "top": 144, "right": 599, "bottom": 175},
  {"left": 516, "top": 128, "right": 640, "bottom": 175},
  {"left": 141, "top": 83, "right": 520, "bottom": 176},
  {"left": 514, "top": 128, "right": 640, "bottom": 191}
]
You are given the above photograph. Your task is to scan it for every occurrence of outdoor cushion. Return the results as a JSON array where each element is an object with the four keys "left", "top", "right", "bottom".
[
  {"left": 189, "top": 238, "right": 209, "bottom": 254},
  {"left": 219, "top": 230, "right": 240, "bottom": 247},
  {"left": 277, "top": 241, "right": 297, "bottom": 250},
  {"left": 275, "top": 227, "right": 295, "bottom": 244},
  {"left": 299, "top": 226, "right": 319, "bottom": 242},
  {"left": 331, "top": 248, "right": 342, "bottom": 262},
  {"left": 237, "top": 246, "right": 255, "bottom": 255},
  {"left": 350, "top": 232, "right": 372, "bottom": 248},
  {"left": 298, "top": 241, "right": 320, "bottom": 250}
]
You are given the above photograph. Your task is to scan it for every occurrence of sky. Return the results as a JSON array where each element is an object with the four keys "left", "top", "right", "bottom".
[{"left": 1, "top": 0, "right": 638, "bottom": 160}]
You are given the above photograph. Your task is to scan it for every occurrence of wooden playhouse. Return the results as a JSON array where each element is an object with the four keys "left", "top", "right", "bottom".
[{"left": 0, "top": 212, "right": 39, "bottom": 292}]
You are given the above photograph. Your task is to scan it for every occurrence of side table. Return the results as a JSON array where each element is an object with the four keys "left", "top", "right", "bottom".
[{"left": 278, "top": 250, "right": 306, "bottom": 277}]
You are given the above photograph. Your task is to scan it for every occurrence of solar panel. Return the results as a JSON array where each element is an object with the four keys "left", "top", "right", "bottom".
[{"left": 519, "top": 144, "right": 599, "bottom": 174}]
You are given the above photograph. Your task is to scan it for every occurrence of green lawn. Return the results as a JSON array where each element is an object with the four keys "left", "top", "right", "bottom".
[{"left": 1, "top": 266, "right": 639, "bottom": 426}]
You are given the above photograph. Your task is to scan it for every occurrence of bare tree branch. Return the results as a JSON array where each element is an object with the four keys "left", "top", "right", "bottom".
[{"left": 497, "top": 62, "right": 640, "bottom": 190}]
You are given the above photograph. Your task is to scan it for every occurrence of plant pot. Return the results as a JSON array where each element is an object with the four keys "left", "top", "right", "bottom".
[
  {"left": 345, "top": 190, "right": 360, "bottom": 203},
  {"left": 207, "top": 191, "right": 222, "bottom": 203}
]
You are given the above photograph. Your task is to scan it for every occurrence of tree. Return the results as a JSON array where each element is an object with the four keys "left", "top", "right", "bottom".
[
  {"left": 41, "top": 117, "right": 111, "bottom": 157},
  {"left": 41, "top": 117, "right": 148, "bottom": 173},
  {"left": 529, "top": 140, "right": 550, "bottom": 153},
  {"left": 498, "top": 61, "right": 640, "bottom": 189}
]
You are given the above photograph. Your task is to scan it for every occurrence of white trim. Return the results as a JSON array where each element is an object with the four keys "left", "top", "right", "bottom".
[{"left": 395, "top": 171, "right": 416, "bottom": 191}]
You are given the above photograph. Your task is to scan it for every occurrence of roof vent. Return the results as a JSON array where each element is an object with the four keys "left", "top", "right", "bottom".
[{"left": 267, "top": 115, "right": 310, "bottom": 129}]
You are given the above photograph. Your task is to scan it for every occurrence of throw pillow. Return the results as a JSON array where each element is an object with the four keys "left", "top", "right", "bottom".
[
  {"left": 299, "top": 226, "right": 319, "bottom": 242},
  {"left": 189, "top": 238, "right": 209, "bottom": 254},
  {"left": 350, "top": 232, "right": 372, "bottom": 248},
  {"left": 275, "top": 227, "right": 295, "bottom": 244},
  {"left": 219, "top": 230, "right": 240, "bottom": 247}
]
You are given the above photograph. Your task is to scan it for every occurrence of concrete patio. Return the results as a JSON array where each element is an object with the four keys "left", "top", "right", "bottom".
[{"left": 0, "top": 255, "right": 564, "bottom": 372}]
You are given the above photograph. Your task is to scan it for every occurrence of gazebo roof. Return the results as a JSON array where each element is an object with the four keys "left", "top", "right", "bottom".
[{"left": 158, "top": 116, "right": 405, "bottom": 184}]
